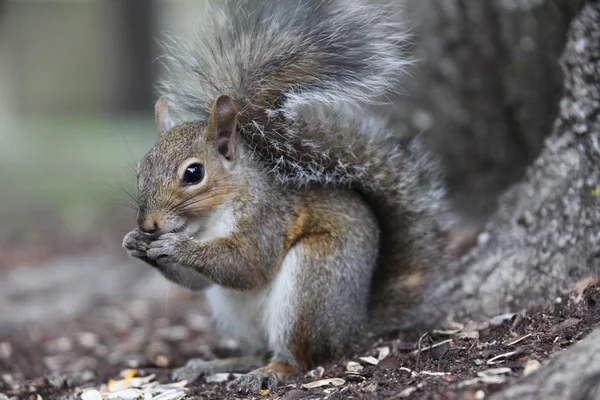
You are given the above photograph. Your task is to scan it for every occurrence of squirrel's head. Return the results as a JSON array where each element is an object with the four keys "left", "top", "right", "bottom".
[{"left": 135, "top": 95, "right": 242, "bottom": 235}]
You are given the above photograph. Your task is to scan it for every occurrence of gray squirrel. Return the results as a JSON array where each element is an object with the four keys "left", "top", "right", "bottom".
[{"left": 123, "top": 0, "right": 451, "bottom": 394}]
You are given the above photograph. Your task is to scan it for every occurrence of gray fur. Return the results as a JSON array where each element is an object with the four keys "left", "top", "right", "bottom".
[
  {"left": 159, "top": 0, "right": 450, "bottom": 331},
  {"left": 158, "top": 0, "right": 412, "bottom": 122}
]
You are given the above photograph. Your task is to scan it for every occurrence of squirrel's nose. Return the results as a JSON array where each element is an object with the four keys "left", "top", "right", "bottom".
[
  {"left": 140, "top": 221, "right": 158, "bottom": 233},
  {"left": 138, "top": 218, "right": 159, "bottom": 234}
]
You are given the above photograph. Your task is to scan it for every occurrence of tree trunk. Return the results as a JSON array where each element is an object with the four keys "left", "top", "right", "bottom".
[
  {"left": 428, "top": 0, "right": 600, "bottom": 321},
  {"left": 118, "top": 0, "right": 156, "bottom": 112},
  {"left": 417, "top": 2, "right": 600, "bottom": 397},
  {"left": 387, "top": 0, "right": 587, "bottom": 224}
]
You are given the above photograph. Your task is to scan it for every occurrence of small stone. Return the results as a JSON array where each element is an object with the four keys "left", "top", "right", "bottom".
[
  {"left": 523, "top": 359, "right": 542, "bottom": 376},
  {"left": 80, "top": 390, "right": 102, "bottom": 400},
  {"left": 306, "top": 366, "right": 324, "bottom": 379},
  {"left": 376, "top": 347, "right": 390, "bottom": 361},
  {"left": 475, "top": 390, "right": 486, "bottom": 399},
  {"left": 301, "top": 378, "right": 345, "bottom": 389},
  {"left": 359, "top": 356, "right": 379, "bottom": 365},
  {"left": 345, "top": 362, "right": 364, "bottom": 373}
]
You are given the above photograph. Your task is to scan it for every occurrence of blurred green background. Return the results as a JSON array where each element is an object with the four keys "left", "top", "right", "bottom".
[{"left": 0, "top": 0, "right": 209, "bottom": 269}]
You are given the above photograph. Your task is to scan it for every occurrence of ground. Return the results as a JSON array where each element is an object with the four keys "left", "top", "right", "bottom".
[{"left": 1, "top": 257, "right": 598, "bottom": 400}]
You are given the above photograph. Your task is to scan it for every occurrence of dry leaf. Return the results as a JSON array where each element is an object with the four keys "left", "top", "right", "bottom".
[
  {"left": 346, "top": 361, "right": 364, "bottom": 373},
  {"left": 359, "top": 356, "right": 379, "bottom": 365},
  {"left": 306, "top": 366, "right": 324, "bottom": 379},
  {"left": 301, "top": 378, "right": 345, "bottom": 389}
]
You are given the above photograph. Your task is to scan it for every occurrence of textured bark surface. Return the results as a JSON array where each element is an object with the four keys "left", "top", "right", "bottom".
[{"left": 388, "top": 0, "right": 587, "bottom": 223}]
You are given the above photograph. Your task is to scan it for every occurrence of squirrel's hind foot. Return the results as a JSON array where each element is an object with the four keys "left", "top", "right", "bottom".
[{"left": 227, "top": 362, "right": 294, "bottom": 394}]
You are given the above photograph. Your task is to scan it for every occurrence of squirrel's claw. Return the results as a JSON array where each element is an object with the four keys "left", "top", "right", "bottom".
[
  {"left": 123, "top": 229, "right": 151, "bottom": 258},
  {"left": 146, "top": 233, "right": 186, "bottom": 265},
  {"left": 227, "top": 369, "right": 279, "bottom": 394}
]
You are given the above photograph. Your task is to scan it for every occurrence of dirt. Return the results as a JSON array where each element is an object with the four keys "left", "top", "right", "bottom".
[{"left": 1, "top": 278, "right": 599, "bottom": 400}]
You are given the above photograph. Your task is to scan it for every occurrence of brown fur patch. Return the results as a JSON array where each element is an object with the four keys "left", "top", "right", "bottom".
[
  {"left": 284, "top": 207, "right": 310, "bottom": 250},
  {"left": 255, "top": 361, "right": 296, "bottom": 378}
]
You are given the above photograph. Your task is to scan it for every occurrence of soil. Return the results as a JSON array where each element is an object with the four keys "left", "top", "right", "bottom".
[{"left": 1, "top": 279, "right": 599, "bottom": 400}]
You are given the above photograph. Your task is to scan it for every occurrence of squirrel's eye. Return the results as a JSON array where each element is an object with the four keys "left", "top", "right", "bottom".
[{"left": 182, "top": 163, "right": 204, "bottom": 185}]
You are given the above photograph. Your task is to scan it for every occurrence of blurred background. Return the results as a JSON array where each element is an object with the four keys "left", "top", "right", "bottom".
[{"left": 0, "top": 0, "right": 210, "bottom": 270}]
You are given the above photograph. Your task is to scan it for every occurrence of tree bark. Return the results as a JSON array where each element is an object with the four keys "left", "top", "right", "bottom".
[{"left": 387, "top": 0, "right": 587, "bottom": 224}]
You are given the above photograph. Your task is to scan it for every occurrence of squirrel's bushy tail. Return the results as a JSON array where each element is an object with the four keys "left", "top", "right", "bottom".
[
  {"left": 159, "top": 0, "right": 411, "bottom": 124},
  {"left": 159, "top": 0, "right": 450, "bottom": 331}
]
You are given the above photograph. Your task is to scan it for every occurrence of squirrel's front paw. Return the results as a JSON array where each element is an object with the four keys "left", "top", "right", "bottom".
[
  {"left": 123, "top": 229, "right": 152, "bottom": 258},
  {"left": 146, "top": 233, "right": 188, "bottom": 265}
]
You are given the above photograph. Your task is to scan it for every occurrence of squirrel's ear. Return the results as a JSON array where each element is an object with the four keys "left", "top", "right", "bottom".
[
  {"left": 210, "top": 95, "right": 238, "bottom": 161},
  {"left": 155, "top": 96, "right": 175, "bottom": 137}
]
